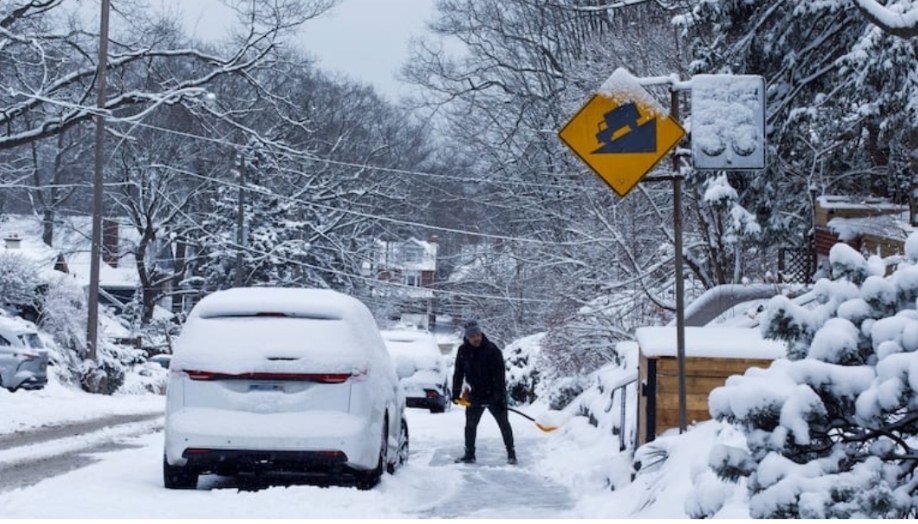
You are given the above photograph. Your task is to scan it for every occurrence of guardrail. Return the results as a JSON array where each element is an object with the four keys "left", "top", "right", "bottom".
[{"left": 609, "top": 371, "right": 638, "bottom": 452}]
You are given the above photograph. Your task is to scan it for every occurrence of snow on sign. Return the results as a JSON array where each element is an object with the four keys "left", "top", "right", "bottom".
[
  {"left": 691, "top": 74, "right": 766, "bottom": 170},
  {"left": 558, "top": 69, "right": 685, "bottom": 198}
]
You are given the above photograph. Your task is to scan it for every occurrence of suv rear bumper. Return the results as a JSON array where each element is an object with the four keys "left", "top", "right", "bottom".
[
  {"left": 406, "top": 394, "right": 448, "bottom": 411},
  {"left": 17, "top": 376, "right": 48, "bottom": 390},
  {"left": 165, "top": 407, "right": 380, "bottom": 470},
  {"left": 180, "top": 448, "right": 350, "bottom": 476}
]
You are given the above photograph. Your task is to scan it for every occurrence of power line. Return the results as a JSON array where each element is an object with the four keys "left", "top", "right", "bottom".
[
  {"left": 118, "top": 118, "right": 584, "bottom": 191},
  {"left": 80, "top": 190, "right": 560, "bottom": 305},
  {"left": 159, "top": 163, "right": 604, "bottom": 248}
]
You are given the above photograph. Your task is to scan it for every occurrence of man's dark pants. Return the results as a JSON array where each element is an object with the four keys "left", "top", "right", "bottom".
[{"left": 464, "top": 404, "right": 515, "bottom": 456}]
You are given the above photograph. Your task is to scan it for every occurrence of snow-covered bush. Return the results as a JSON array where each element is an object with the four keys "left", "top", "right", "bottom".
[
  {"left": 39, "top": 273, "right": 87, "bottom": 353},
  {"left": 701, "top": 239, "right": 918, "bottom": 518},
  {"left": 565, "top": 342, "right": 638, "bottom": 435},
  {"left": 540, "top": 375, "right": 588, "bottom": 411},
  {"left": 0, "top": 251, "right": 44, "bottom": 311},
  {"left": 121, "top": 361, "right": 169, "bottom": 395},
  {"left": 505, "top": 333, "right": 543, "bottom": 405},
  {"left": 533, "top": 347, "right": 639, "bottom": 492},
  {"left": 37, "top": 273, "right": 145, "bottom": 394}
]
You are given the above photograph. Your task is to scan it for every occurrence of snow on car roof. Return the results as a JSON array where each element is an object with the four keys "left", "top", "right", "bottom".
[
  {"left": 380, "top": 328, "right": 437, "bottom": 345},
  {"left": 190, "top": 287, "right": 367, "bottom": 320},
  {"left": 0, "top": 313, "right": 39, "bottom": 334},
  {"left": 380, "top": 329, "right": 441, "bottom": 371}
]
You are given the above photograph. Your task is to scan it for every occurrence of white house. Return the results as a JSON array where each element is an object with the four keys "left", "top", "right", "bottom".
[
  {"left": 0, "top": 214, "right": 167, "bottom": 316},
  {"left": 365, "top": 236, "right": 440, "bottom": 327}
]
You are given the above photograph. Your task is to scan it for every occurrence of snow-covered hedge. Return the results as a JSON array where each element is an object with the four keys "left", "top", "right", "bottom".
[
  {"left": 505, "top": 333, "right": 544, "bottom": 405},
  {"left": 532, "top": 342, "right": 639, "bottom": 493},
  {"left": 692, "top": 236, "right": 918, "bottom": 518}
]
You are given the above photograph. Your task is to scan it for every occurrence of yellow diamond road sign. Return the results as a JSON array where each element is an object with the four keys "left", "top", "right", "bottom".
[{"left": 558, "top": 91, "right": 686, "bottom": 197}]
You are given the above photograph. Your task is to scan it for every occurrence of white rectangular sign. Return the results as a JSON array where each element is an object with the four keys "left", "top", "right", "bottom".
[{"left": 691, "top": 75, "right": 766, "bottom": 170}]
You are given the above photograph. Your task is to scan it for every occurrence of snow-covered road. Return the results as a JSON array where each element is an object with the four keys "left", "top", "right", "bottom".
[
  {"left": 0, "top": 413, "right": 162, "bottom": 493},
  {"left": 0, "top": 396, "right": 579, "bottom": 518}
]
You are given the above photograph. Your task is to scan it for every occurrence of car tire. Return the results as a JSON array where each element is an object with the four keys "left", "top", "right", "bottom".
[
  {"left": 387, "top": 419, "right": 409, "bottom": 474},
  {"left": 163, "top": 456, "right": 198, "bottom": 490},
  {"left": 356, "top": 419, "right": 387, "bottom": 490}
]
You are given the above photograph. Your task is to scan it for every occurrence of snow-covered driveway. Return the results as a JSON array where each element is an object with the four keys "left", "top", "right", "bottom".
[{"left": 0, "top": 393, "right": 578, "bottom": 518}]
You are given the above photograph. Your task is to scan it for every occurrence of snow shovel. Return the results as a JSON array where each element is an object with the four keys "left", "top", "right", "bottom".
[{"left": 455, "top": 398, "right": 559, "bottom": 432}]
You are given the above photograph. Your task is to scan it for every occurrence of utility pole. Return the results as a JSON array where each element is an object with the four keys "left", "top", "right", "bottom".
[
  {"left": 671, "top": 88, "right": 687, "bottom": 434},
  {"left": 234, "top": 151, "right": 246, "bottom": 287},
  {"left": 87, "top": 0, "right": 111, "bottom": 362}
]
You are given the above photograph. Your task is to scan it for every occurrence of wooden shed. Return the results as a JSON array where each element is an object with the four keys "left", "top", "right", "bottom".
[
  {"left": 814, "top": 195, "right": 910, "bottom": 273},
  {"left": 634, "top": 326, "right": 786, "bottom": 446}
]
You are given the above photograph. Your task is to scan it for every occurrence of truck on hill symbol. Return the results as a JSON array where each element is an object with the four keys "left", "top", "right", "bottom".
[{"left": 592, "top": 101, "right": 656, "bottom": 155}]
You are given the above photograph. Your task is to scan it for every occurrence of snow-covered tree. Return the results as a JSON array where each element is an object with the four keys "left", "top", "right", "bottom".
[
  {"left": 702, "top": 234, "right": 918, "bottom": 518},
  {"left": 0, "top": 251, "right": 44, "bottom": 311}
]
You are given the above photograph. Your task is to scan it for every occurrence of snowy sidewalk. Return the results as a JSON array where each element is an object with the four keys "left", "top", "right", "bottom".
[{"left": 0, "top": 382, "right": 165, "bottom": 437}]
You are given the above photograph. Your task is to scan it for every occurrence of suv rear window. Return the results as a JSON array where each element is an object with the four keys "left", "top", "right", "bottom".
[{"left": 199, "top": 311, "right": 342, "bottom": 320}]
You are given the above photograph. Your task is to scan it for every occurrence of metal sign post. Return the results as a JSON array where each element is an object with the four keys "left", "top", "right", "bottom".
[{"left": 670, "top": 88, "right": 687, "bottom": 433}]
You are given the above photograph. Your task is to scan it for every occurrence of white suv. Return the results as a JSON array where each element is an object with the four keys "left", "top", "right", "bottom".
[{"left": 163, "top": 287, "right": 408, "bottom": 490}]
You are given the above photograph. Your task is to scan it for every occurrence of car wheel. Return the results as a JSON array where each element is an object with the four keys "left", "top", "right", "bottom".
[
  {"left": 356, "top": 419, "right": 387, "bottom": 490},
  {"left": 163, "top": 455, "right": 198, "bottom": 490},
  {"left": 387, "top": 419, "right": 409, "bottom": 474}
]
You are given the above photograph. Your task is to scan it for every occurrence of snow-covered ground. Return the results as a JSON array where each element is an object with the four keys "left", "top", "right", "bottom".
[{"left": 0, "top": 372, "right": 753, "bottom": 518}]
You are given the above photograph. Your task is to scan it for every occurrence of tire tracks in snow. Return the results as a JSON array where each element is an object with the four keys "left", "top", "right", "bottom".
[{"left": 0, "top": 412, "right": 163, "bottom": 493}]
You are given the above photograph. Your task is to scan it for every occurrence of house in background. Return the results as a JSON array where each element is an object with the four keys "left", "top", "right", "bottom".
[
  {"left": 0, "top": 214, "right": 174, "bottom": 319},
  {"left": 814, "top": 195, "right": 912, "bottom": 274},
  {"left": 366, "top": 236, "right": 439, "bottom": 328}
]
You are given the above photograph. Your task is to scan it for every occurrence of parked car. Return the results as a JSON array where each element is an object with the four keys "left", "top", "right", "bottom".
[
  {"left": 381, "top": 328, "right": 450, "bottom": 413},
  {"left": 163, "top": 287, "right": 408, "bottom": 490},
  {"left": 148, "top": 354, "right": 172, "bottom": 369},
  {"left": 0, "top": 316, "right": 49, "bottom": 392}
]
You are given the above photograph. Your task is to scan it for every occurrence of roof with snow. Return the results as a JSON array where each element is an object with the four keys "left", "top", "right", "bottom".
[
  {"left": 828, "top": 213, "right": 913, "bottom": 243},
  {"left": 371, "top": 237, "right": 437, "bottom": 272},
  {"left": 817, "top": 195, "right": 906, "bottom": 212},
  {"left": 0, "top": 214, "right": 140, "bottom": 288},
  {"left": 635, "top": 326, "right": 786, "bottom": 360}
]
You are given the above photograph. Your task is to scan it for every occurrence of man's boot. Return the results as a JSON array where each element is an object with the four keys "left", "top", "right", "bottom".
[
  {"left": 455, "top": 448, "right": 476, "bottom": 464},
  {"left": 507, "top": 449, "right": 517, "bottom": 465}
]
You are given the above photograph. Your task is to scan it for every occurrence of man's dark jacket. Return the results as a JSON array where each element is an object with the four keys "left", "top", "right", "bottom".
[{"left": 452, "top": 333, "right": 507, "bottom": 407}]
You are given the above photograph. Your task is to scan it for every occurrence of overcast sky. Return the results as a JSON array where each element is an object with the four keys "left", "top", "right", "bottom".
[
  {"left": 169, "top": 0, "right": 436, "bottom": 101},
  {"left": 299, "top": 0, "right": 435, "bottom": 100}
]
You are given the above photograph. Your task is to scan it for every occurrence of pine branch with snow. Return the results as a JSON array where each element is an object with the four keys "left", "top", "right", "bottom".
[{"left": 698, "top": 238, "right": 918, "bottom": 518}]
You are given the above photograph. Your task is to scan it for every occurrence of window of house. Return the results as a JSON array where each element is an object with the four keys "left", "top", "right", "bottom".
[
  {"left": 405, "top": 274, "right": 419, "bottom": 287},
  {"left": 403, "top": 247, "right": 422, "bottom": 263}
]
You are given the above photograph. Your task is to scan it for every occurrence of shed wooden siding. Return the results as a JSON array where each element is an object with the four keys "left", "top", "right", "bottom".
[
  {"left": 815, "top": 226, "right": 849, "bottom": 256},
  {"left": 638, "top": 353, "right": 773, "bottom": 446},
  {"left": 860, "top": 233, "right": 905, "bottom": 259}
]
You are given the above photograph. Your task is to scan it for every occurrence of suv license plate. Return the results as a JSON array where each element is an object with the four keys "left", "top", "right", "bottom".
[{"left": 249, "top": 383, "right": 284, "bottom": 392}]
